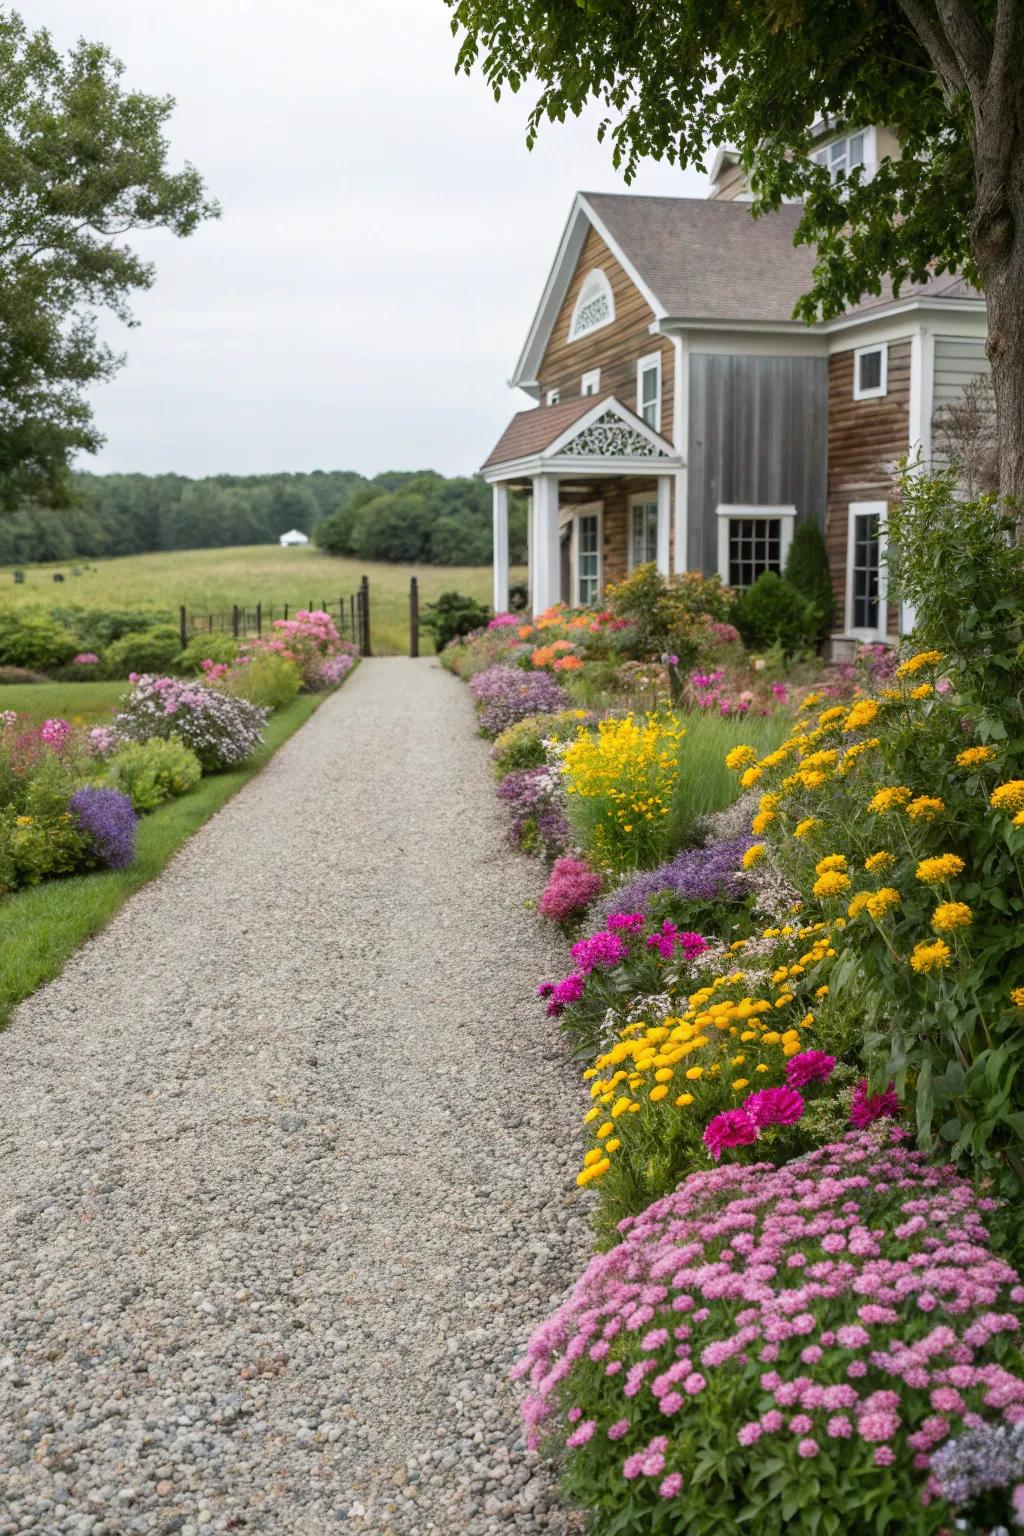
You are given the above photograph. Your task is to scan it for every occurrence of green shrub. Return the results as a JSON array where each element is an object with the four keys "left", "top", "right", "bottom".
[
  {"left": 604, "top": 564, "right": 737, "bottom": 697},
  {"left": 0, "top": 611, "right": 77, "bottom": 672},
  {"left": 422, "top": 591, "right": 491, "bottom": 651},
  {"left": 733, "top": 572, "right": 817, "bottom": 656},
  {"left": 784, "top": 519, "right": 834, "bottom": 637},
  {"left": 50, "top": 607, "right": 174, "bottom": 651},
  {"left": 491, "top": 708, "right": 591, "bottom": 778},
  {"left": 104, "top": 737, "right": 202, "bottom": 812},
  {"left": 0, "top": 754, "right": 85, "bottom": 890},
  {"left": 219, "top": 652, "right": 301, "bottom": 712},
  {"left": 103, "top": 627, "right": 183, "bottom": 677},
  {"left": 178, "top": 633, "right": 239, "bottom": 673}
]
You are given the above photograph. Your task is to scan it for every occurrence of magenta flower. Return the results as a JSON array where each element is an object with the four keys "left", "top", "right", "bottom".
[
  {"left": 743, "top": 1086, "right": 805, "bottom": 1129},
  {"left": 850, "top": 1079, "right": 902, "bottom": 1128},
  {"left": 703, "top": 1109, "right": 758, "bottom": 1161},
  {"left": 785, "top": 1051, "right": 837, "bottom": 1089},
  {"left": 607, "top": 911, "right": 646, "bottom": 932},
  {"left": 571, "top": 930, "right": 628, "bottom": 974},
  {"left": 539, "top": 855, "right": 602, "bottom": 923},
  {"left": 39, "top": 717, "right": 72, "bottom": 752}
]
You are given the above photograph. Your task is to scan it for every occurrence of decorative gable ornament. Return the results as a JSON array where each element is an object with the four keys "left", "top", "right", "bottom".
[
  {"left": 568, "top": 268, "right": 615, "bottom": 340},
  {"left": 561, "top": 409, "right": 672, "bottom": 460}
]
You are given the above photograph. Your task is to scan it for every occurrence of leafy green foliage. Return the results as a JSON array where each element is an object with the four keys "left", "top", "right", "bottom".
[
  {"left": 734, "top": 573, "right": 817, "bottom": 657},
  {"left": 421, "top": 591, "right": 491, "bottom": 651},
  {"left": 315, "top": 474, "right": 528, "bottom": 566},
  {"left": 0, "top": 610, "right": 77, "bottom": 671},
  {"left": 104, "top": 737, "right": 202, "bottom": 813},
  {"left": 178, "top": 634, "right": 240, "bottom": 672},
  {"left": 217, "top": 652, "right": 302, "bottom": 712},
  {"left": 784, "top": 521, "right": 834, "bottom": 639},
  {"left": 605, "top": 565, "right": 736, "bottom": 698},
  {"left": 102, "top": 627, "right": 183, "bottom": 678}
]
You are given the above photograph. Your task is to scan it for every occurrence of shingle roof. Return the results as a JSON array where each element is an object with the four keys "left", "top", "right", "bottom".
[
  {"left": 844, "top": 271, "right": 982, "bottom": 315},
  {"left": 481, "top": 394, "right": 602, "bottom": 471}
]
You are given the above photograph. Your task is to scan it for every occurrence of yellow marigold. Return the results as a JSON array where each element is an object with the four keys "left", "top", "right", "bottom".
[
  {"left": 740, "top": 766, "right": 763, "bottom": 789},
  {"left": 910, "top": 682, "right": 934, "bottom": 700},
  {"left": 742, "top": 844, "right": 766, "bottom": 869},
  {"left": 794, "top": 817, "right": 820, "bottom": 839},
  {"left": 759, "top": 792, "right": 782, "bottom": 813},
  {"left": 864, "top": 851, "right": 895, "bottom": 873},
  {"left": 865, "top": 887, "right": 901, "bottom": 919},
  {"left": 577, "top": 1157, "right": 611, "bottom": 1187},
  {"left": 932, "top": 901, "right": 972, "bottom": 933},
  {"left": 1016, "top": 810, "right": 1024, "bottom": 828},
  {"left": 916, "top": 854, "right": 966, "bottom": 884},
  {"left": 843, "top": 699, "right": 879, "bottom": 733},
  {"left": 910, "top": 938, "right": 952, "bottom": 974},
  {"left": 605, "top": 1138, "right": 621, "bottom": 1153},
  {"left": 991, "top": 781, "right": 1024, "bottom": 815},
  {"left": 799, "top": 692, "right": 825, "bottom": 711},
  {"left": 813, "top": 870, "right": 851, "bottom": 899},
  {"left": 815, "top": 853, "right": 848, "bottom": 875},
  {"left": 848, "top": 892, "right": 871, "bottom": 918},
  {"left": 752, "top": 810, "right": 776, "bottom": 835},
  {"left": 896, "top": 649, "right": 943, "bottom": 677},
  {"left": 799, "top": 770, "right": 828, "bottom": 789},
  {"left": 675, "top": 1092, "right": 695, "bottom": 1107},
  {"left": 1011, "top": 988, "right": 1024, "bottom": 1008},
  {"left": 649, "top": 1084, "right": 670, "bottom": 1102},
  {"left": 955, "top": 745, "right": 995, "bottom": 768},
  {"left": 726, "top": 744, "right": 758, "bottom": 770},
  {"left": 906, "top": 796, "right": 945, "bottom": 822},
  {"left": 868, "top": 786, "right": 912, "bottom": 814},
  {"left": 817, "top": 706, "right": 847, "bottom": 727}
]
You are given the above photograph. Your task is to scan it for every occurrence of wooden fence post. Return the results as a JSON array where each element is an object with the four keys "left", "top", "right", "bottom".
[
  {"left": 256, "top": 601, "right": 262, "bottom": 637},
  {"left": 360, "top": 574, "right": 371, "bottom": 656},
  {"left": 232, "top": 604, "right": 240, "bottom": 638},
  {"left": 410, "top": 576, "right": 419, "bottom": 658},
  {"left": 179, "top": 605, "right": 188, "bottom": 650}
]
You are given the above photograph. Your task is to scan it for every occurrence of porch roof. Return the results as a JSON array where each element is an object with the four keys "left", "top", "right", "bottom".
[{"left": 481, "top": 394, "right": 681, "bottom": 481}]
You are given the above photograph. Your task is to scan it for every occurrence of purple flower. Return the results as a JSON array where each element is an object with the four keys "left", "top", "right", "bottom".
[
  {"left": 70, "top": 787, "right": 137, "bottom": 870},
  {"left": 468, "top": 664, "right": 568, "bottom": 736},
  {"left": 785, "top": 1051, "right": 837, "bottom": 1089},
  {"left": 743, "top": 1086, "right": 805, "bottom": 1129},
  {"left": 601, "top": 836, "right": 753, "bottom": 921},
  {"left": 850, "top": 1079, "right": 902, "bottom": 1128},
  {"left": 545, "top": 972, "right": 586, "bottom": 1016},
  {"left": 703, "top": 1109, "right": 758, "bottom": 1161}
]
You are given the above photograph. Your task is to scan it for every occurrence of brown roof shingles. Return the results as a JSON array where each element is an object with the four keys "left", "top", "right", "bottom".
[{"left": 481, "top": 394, "right": 606, "bottom": 471}]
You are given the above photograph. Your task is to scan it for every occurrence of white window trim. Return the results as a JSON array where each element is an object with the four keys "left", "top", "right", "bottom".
[
  {"left": 636, "top": 351, "right": 662, "bottom": 433},
  {"left": 627, "top": 493, "right": 659, "bottom": 573},
  {"left": 811, "top": 125, "right": 877, "bottom": 183},
  {"left": 845, "top": 501, "right": 889, "bottom": 640},
  {"left": 853, "top": 342, "right": 888, "bottom": 400},
  {"left": 716, "top": 504, "right": 796, "bottom": 586},
  {"left": 545, "top": 388, "right": 560, "bottom": 406},
  {"left": 580, "top": 368, "right": 601, "bottom": 396},
  {"left": 567, "top": 269, "right": 615, "bottom": 342},
  {"left": 570, "top": 502, "right": 603, "bottom": 607}
]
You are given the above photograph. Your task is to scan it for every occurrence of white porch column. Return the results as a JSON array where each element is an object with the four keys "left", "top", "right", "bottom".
[
  {"left": 491, "top": 482, "right": 509, "bottom": 613},
  {"left": 673, "top": 468, "right": 689, "bottom": 574},
  {"left": 531, "top": 473, "right": 560, "bottom": 617},
  {"left": 656, "top": 476, "right": 672, "bottom": 577}
]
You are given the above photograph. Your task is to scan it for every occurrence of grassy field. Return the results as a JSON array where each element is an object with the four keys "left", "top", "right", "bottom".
[
  {"left": 0, "top": 680, "right": 126, "bottom": 727},
  {"left": 0, "top": 547, "right": 525, "bottom": 656},
  {"left": 0, "top": 688, "right": 329, "bottom": 1026}
]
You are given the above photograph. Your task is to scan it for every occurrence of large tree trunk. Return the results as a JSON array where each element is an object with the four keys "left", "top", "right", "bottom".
[{"left": 972, "top": 144, "right": 1024, "bottom": 502}]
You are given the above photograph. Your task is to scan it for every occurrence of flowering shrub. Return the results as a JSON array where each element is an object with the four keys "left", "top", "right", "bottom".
[
  {"left": 250, "top": 610, "right": 355, "bottom": 690},
  {"left": 932, "top": 1419, "right": 1024, "bottom": 1530},
  {"left": 497, "top": 768, "right": 570, "bottom": 859},
  {"left": 316, "top": 652, "right": 354, "bottom": 688},
  {"left": 514, "top": 1131, "right": 1024, "bottom": 1536},
  {"left": 488, "top": 612, "right": 521, "bottom": 629},
  {"left": 115, "top": 675, "right": 267, "bottom": 771},
  {"left": 70, "top": 787, "right": 137, "bottom": 870},
  {"left": 468, "top": 664, "right": 569, "bottom": 737},
  {"left": 104, "top": 737, "right": 202, "bottom": 812},
  {"left": 210, "top": 650, "right": 303, "bottom": 711},
  {"left": 724, "top": 650, "right": 1024, "bottom": 1185},
  {"left": 0, "top": 748, "right": 87, "bottom": 889},
  {"left": 561, "top": 713, "right": 686, "bottom": 873},
  {"left": 597, "top": 835, "right": 754, "bottom": 929},
  {"left": 73, "top": 652, "right": 100, "bottom": 666},
  {"left": 491, "top": 709, "right": 594, "bottom": 779},
  {"left": 539, "top": 854, "right": 603, "bottom": 922}
]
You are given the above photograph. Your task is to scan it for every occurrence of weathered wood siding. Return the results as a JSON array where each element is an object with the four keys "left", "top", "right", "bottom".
[
  {"left": 825, "top": 339, "right": 911, "bottom": 635},
  {"left": 687, "top": 354, "right": 828, "bottom": 574},
  {"left": 538, "top": 226, "right": 675, "bottom": 441}
]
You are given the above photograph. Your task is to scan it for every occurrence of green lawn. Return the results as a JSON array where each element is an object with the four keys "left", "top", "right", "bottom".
[
  {"left": 0, "top": 680, "right": 126, "bottom": 727},
  {"left": 0, "top": 689, "right": 328, "bottom": 1026},
  {"left": 0, "top": 546, "right": 524, "bottom": 656}
]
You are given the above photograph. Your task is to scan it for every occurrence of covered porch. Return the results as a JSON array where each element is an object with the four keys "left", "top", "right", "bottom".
[{"left": 482, "top": 396, "right": 685, "bottom": 618}]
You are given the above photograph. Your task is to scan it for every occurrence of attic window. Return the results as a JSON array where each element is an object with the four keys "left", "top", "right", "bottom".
[{"left": 568, "top": 269, "right": 615, "bottom": 341}]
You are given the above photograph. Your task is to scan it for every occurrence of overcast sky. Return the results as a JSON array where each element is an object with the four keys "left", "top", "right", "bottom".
[{"left": 22, "top": 0, "right": 709, "bottom": 480}]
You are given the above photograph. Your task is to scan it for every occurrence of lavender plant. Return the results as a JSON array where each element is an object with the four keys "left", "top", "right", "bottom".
[{"left": 70, "top": 786, "right": 137, "bottom": 870}]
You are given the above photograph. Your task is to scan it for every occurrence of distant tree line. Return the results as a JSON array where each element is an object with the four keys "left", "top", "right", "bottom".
[{"left": 0, "top": 469, "right": 528, "bottom": 568}]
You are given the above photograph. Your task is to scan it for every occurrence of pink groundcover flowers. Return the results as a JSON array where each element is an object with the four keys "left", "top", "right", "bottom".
[{"left": 513, "top": 1131, "right": 1024, "bottom": 1532}]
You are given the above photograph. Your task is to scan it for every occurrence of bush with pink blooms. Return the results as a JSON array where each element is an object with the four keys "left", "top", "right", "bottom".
[
  {"left": 539, "top": 855, "right": 603, "bottom": 923},
  {"left": 514, "top": 1130, "right": 1024, "bottom": 1536},
  {"left": 242, "top": 609, "right": 357, "bottom": 691}
]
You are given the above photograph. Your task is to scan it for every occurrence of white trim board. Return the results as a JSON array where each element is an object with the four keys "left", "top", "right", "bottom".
[{"left": 844, "top": 501, "right": 889, "bottom": 640}]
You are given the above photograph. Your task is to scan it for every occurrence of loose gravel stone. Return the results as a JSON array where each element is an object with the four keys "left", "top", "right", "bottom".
[{"left": 0, "top": 659, "right": 592, "bottom": 1534}]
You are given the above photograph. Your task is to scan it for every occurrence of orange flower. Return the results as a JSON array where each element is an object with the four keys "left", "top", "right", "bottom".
[
  {"left": 518, "top": 625, "right": 534, "bottom": 640},
  {"left": 553, "top": 655, "right": 583, "bottom": 671}
]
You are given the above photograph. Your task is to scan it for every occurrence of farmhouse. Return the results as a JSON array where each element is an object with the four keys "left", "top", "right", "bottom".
[{"left": 484, "top": 138, "right": 988, "bottom": 648}]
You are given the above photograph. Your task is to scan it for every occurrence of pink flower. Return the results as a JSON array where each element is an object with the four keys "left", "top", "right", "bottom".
[
  {"left": 607, "top": 1419, "right": 630, "bottom": 1440},
  {"left": 850, "top": 1080, "right": 901, "bottom": 1128},
  {"left": 743, "top": 1086, "right": 805, "bottom": 1129},
  {"left": 703, "top": 1109, "right": 758, "bottom": 1161},
  {"left": 566, "top": 1419, "right": 596, "bottom": 1448},
  {"left": 785, "top": 1051, "right": 837, "bottom": 1089},
  {"left": 658, "top": 1472, "right": 683, "bottom": 1498},
  {"left": 737, "top": 1423, "right": 762, "bottom": 1447},
  {"left": 797, "top": 1439, "right": 819, "bottom": 1459}
]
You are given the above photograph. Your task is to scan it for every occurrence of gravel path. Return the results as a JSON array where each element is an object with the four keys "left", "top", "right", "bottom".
[{"left": 0, "top": 659, "right": 590, "bottom": 1536}]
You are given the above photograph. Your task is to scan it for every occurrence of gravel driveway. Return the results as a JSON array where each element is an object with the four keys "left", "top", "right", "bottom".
[{"left": 0, "top": 659, "right": 590, "bottom": 1536}]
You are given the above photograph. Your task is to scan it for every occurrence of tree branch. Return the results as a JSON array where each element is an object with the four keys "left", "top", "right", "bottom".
[
  {"left": 933, "top": 0, "right": 993, "bottom": 99},
  {"left": 895, "top": 0, "right": 968, "bottom": 97}
]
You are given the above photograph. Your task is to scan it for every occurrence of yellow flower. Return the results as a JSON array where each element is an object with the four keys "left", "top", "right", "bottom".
[
  {"left": 1016, "top": 810, "right": 1024, "bottom": 828},
  {"left": 932, "top": 901, "right": 972, "bottom": 933},
  {"left": 864, "top": 851, "right": 895, "bottom": 873},
  {"left": 816, "top": 706, "right": 847, "bottom": 727},
  {"left": 799, "top": 692, "right": 825, "bottom": 711},
  {"left": 685, "top": 1066, "right": 704, "bottom": 1080},
  {"left": 916, "top": 854, "right": 966, "bottom": 884},
  {"left": 910, "top": 683, "right": 934, "bottom": 700},
  {"left": 596, "top": 1121, "right": 614, "bottom": 1139},
  {"left": 740, "top": 765, "right": 763, "bottom": 789},
  {"left": 794, "top": 818, "right": 820, "bottom": 839},
  {"left": 868, "top": 786, "right": 912, "bottom": 814},
  {"left": 1011, "top": 988, "right": 1024, "bottom": 1008},
  {"left": 605, "top": 1137, "right": 621, "bottom": 1153},
  {"left": 751, "top": 810, "right": 776, "bottom": 835},
  {"left": 726, "top": 744, "right": 757, "bottom": 771},
  {"left": 848, "top": 892, "right": 871, "bottom": 918},
  {"left": 843, "top": 699, "right": 879, "bottom": 732},
  {"left": 865, "top": 887, "right": 901, "bottom": 919},
  {"left": 742, "top": 844, "right": 766, "bottom": 869},
  {"left": 955, "top": 745, "right": 995, "bottom": 768},
  {"left": 896, "top": 649, "right": 943, "bottom": 677},
  {"left": 731, "top": 1078, "right": 750, "bottom": 1092},
  {"left": 649, "top": 1084, "right": 669, "bottom": 1102},
  {"left": 910, "top": 938, "right": 952, "bottom": 974},
  {"left": 906, "top": 796, "right": 944, "bottom": 821},
  {"left": 759, "top": 792, "right": 782, "bottom": 813},
  {"left": 991, "top": 781, "right": 1024, "bottom": 815},
  {"left": 576, "top": 1157, "right": 611, "bottom": 1187},
  {"left": 812, "top": 870, "right": 851, "bottom": 899},
  {"left": 815, "top": 854, "right": 848, "bottom": 875},
  {"left": 675, "top": 1092, "right": 694, "bottom": 1107},
  {"left": 15, "top": 815, "right": 33, "bottom": 826}
]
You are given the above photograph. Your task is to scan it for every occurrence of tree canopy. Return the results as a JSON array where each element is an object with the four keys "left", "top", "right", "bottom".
[{"left": 0, "top": 10, "right": 219, "bottom": 510}]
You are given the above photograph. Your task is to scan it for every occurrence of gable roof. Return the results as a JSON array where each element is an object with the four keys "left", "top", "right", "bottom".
[
  {"left": 482, "top": 395, "right": 598, "bottom": 471},
  {"left": 481, "top": 393, "right": 679, "bottom": 477}
]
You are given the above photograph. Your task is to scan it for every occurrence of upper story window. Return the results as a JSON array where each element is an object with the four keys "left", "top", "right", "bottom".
[
  {"left": 568, "top": 268, "right": 615, "bottom": 341},
  {"left": 812, "top": 129, "right": 871, "bottom": 182},
  {"left": 581, "top": 368, "right": 601, "bottom": 396},
  {"left": 853, "top": 343, "right": 888, "bottom": 400},
  {"left": 637, "top": 352, "right": 662, "bottom": 432}
]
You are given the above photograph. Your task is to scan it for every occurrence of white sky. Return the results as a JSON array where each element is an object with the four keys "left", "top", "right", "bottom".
[{"left": 22, "top": 0, "right": 709, "bottom": 479}]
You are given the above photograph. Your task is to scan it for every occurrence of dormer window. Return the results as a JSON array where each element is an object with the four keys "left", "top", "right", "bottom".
[
  {"left": 811, "top": 128, "right": 874, "bottom": 183},
  {"left": 568, "top": 269, "right": 615, "bottom": 341}
]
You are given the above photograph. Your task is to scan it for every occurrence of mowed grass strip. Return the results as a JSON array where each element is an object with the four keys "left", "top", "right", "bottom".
[
  {"left": 0, "top": 681, "right": 127, "bottom": 727},
  {"left": 0, "top": 547, "right": 526, "bottom": 655},
  {"left": 0, "top": 691, "right": 326, "bottom": 1026}
]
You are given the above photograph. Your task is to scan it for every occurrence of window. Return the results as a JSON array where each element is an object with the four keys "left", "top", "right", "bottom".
[
  {"left": 716, "top": 505, "right": 796, "bottom": 589},
  {"left": 577, "top": 512, "right": 601, "bottom": 605},
  {"left": 581, "top": 368, "right": 601, "bottom": 396},
  {"left": 546, "top": 388, "right": 560, "bottom": 406},
  {"left": 629, "top": 497, "right": 658, "bottom": 571},
  {"left": 812, "top": 130, "right": 868, "bottom": 182},
  {"left": 636, "top": 353, "right": 662, "bottom": 431},
  {"left": 853, "top": 343, "right": 887, "bottom": 400},
  {"left": 846, "top": 501, "right": 888, "bottom": 637},
  {"left": 568, "top": 269, "right": 615, "bottom": 341}
]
